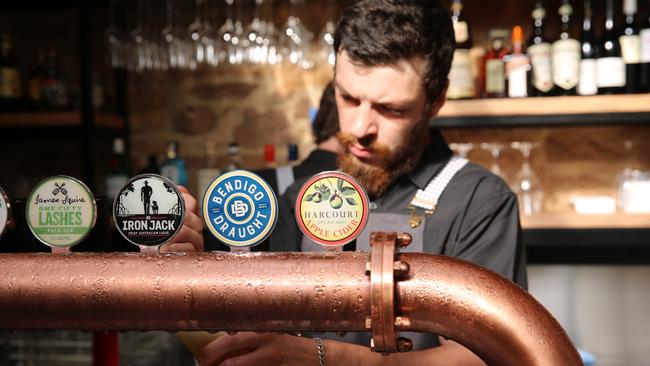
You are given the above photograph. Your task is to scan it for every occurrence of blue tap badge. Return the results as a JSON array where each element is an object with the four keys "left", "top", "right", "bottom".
[{"left": 203, "top": 170, "right": 278, "bottom": 249}]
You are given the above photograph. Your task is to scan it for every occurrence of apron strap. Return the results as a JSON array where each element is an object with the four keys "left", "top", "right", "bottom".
[{"left": 410, "top": 155, "right": 469, "bottom": 211}]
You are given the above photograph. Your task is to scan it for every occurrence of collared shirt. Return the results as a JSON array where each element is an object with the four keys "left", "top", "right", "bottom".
[{"left": 270, "top": 130, "right": 527, "bottom": 288}]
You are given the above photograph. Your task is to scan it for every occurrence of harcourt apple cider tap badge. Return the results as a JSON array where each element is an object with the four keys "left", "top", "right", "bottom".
[
  {"left": 296, "top": 171, "right": 369, "bottom": 248},
  {"left": 113, "top": 174, "right": 185, "bottom": 249},
  {"left": 26, "top": 175, "right": 97, "bottom": 249}
]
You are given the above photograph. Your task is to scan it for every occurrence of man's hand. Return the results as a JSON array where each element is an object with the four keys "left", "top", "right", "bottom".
[
  {"left": 198, "top": 332, "right": 326, "bottom": 366},
  {"left": 160, "top": 186, "right": 204, "bottom": 253}
]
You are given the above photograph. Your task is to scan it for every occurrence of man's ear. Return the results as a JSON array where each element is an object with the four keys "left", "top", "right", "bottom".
[{"left": 427, "top": 79, "right": 449, "bottom": 120}]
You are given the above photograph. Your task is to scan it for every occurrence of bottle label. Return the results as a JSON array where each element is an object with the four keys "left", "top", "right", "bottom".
[
  {"left": 641, "top": 29, "right": 650, "bottom": 62},
  {"left": 597, "top": 57, "right": 626, "bottom": 87},
  {"left": 113, "top": 174, "right": 185, "bottom": 247},
  {"left": 26, "top": 176, "right": 96, "bottom": 249},
  {"left": 0, "top": 187, "right": 9, "bottom": 238},
  {"left": 620, "top": 35, "right": 641, "bottom": 64},
  {"left": 0, "top": 67, "right": 22, "bottom": 98},
  {"left": 486, "top": 59, "right": 505, "bottom": 93},
  {"left": 447, "top": 49, "right": 475, "bottom": 99},
  {"left": 295, "top": 171, "right": 369, "bottom": 248},
  {"left": 454, "top": 21, "right": 469, "bottom": 43},
  {"left": 506, "top": 54, "right": 530, "bottom": 97},
  {"left": 552, "top": 39, "right": 581, "bottom": 90},
  {"left": 578, "top": 59, "right": 598, "bottom": 95},
  {"left": 528, "top": 43, "right": 553, "bottom": 92}
]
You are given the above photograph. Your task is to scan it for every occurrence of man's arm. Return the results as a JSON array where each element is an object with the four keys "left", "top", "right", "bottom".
[{"left": 197, "top": 333, "right": 485, "bottom": 366}]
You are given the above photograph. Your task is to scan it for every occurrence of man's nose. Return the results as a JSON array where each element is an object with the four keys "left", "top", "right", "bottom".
[{"left": 350, "top": 103, "right": 378, "bottom": 139}]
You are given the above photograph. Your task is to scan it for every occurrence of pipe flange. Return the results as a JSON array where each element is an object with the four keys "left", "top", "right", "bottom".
[{"left": 368, "top": 231, "right": 399, "bottom": 353}]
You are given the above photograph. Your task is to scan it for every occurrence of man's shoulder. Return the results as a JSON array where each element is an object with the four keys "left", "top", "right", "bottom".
[{"left": 453, "top": 161, "right": 514, "bottom": 197}]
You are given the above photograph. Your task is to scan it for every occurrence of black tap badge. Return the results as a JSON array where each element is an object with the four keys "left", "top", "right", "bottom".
[{"left": 113, "top": 174, "right": 185, "bottom": 247}]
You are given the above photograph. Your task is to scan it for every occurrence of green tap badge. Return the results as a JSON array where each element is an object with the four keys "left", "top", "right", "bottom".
[{"left": 26, "top": 176, "right": 97, "bottom": 248}]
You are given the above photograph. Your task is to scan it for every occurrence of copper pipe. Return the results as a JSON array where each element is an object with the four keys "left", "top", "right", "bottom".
[{"left": 0, "top": 251, "right": 581, "bottom": 365}]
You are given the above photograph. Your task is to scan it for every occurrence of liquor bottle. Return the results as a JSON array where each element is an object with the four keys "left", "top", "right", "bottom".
[
  {"left": 621, "top": 0, "right": 642, "bottom": 93},
  {"left": 482, "top": 29, "right": 509, "bottom": 98},
  {"left": 27, "top": 50, "right": 47, "bottom": 109},
  {"left": 447, "top": 0, "right": 475, "bottom": 99},
  {"left": 527, "top": 0, "right": 553, "bottom": 96},
  {"left": 160, "top": 140, "right": 189, "bottom": 186},
  {"left": 579, "top": 0, "right": 598, "bottom": 95},
  {"left": 639, "top": 0, "right": 650, "bottom": 91},
  {"left": 288, "top": 144, "right": 299, "bottom": 166},
  {"left": 0, "top": 33, "right": 22, "bottom": 111},
  {"left": 551, "top": 0, "right": 581, "bottom": 96},
  {"left": 597, "top": 0, "right": 626, "bottom": 94},
  {"left": 263, "top": 144, "right": 276, "bottom": 168},
  {"left": 226, "top": 142, "right": 243, "bottom": 172},
  {"left": 139, "top": 154, "right": 160, "bottom": 174},
  {"left": 105, "top": 138, "right": 130, "bottom": 203},
  {"left": 505, "top": 26, "right": 530, "bottom": 98},
  {"left": 197, "top": 141, "right": 220, "bottom": 206},
  {"left": 41, "top": 49, "right": 69, "bottom": 110}
]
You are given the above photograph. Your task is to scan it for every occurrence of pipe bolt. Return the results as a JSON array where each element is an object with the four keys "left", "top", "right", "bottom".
[
  {"left": 397, "top": 337, "right": 413, "bottom": 352},
  {"left": 396, "top": 233, "right": 412, "bottom": 248},
  {"left": 365, "top": 262, "right": 372, "bottom": 274},
  {"left": 365, "top": 317, "right": 372, "bottom": 329},
  {"left": 394, "top": 316, "right": 412, "bottom": 329},
  {"left": 393, "top": 261, "right": 410, "bottom": 277}
]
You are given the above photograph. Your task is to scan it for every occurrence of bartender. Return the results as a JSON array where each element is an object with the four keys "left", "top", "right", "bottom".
[{"left": 176, "top": 0, "right": 527, "bottom": 364}]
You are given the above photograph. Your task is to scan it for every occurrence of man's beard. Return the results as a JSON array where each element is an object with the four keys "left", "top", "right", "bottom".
[{"left": 337, "top": 124, "right": 426, "bottom": 198}]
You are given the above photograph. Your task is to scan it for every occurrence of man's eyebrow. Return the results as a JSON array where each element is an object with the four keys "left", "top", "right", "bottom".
[{"left": 334, "top": 81, "right": 352, "bottom": 96}]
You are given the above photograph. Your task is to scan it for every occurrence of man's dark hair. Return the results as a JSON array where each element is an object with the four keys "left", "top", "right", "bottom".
[
  {"left": 312, "top": 82, "right": 338, "bottom": 144},
  {"left": 334, "top": 0, "right": 455, "bottom": 103}
]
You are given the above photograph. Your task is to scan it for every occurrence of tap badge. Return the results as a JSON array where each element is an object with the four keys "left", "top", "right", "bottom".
[
  {"left": 113, "top": 174, "right": 185, "bottom": 247},
  {"left": 0, "top": 186, "right": 11, "bottom": 239},
  {"left": 203, "top": 170, "right": 277, "bottom": 249},
  {"left": 296, "top": 171, "right": 369, "bottom": 247},
  {"left": 26, "top": 176, "right": 97, "bottom": 249}
]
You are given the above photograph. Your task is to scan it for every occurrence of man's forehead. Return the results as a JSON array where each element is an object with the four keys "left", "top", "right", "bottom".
[{"left": 334, "top": 52, "right": 427, "bottom": 103}]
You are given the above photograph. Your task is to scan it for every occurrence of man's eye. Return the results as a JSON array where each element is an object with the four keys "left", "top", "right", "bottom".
[
  {"left": 341, "top": 95, "right": 359, "bottom": 105},
  {"left": 379, "top": 106, "right": 405, "bottom": 116}
]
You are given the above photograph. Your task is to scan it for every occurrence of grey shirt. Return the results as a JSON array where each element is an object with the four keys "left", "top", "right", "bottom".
[{"left": 270, "top": 130, "right": 527, "bottom": 288}]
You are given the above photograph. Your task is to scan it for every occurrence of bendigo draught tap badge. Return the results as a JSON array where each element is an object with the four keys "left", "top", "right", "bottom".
[
  {"left": 26, "top": 176, "right": 97, "bottom": 248},
  {"left": 296, "top": 171, "right": 369, "bottom": 248},
  {"left": 113, "top": 174, "right": 185, "bottom": 247},
  {"left": 203, "top": 170, "right": 277, "bottom": 249}
]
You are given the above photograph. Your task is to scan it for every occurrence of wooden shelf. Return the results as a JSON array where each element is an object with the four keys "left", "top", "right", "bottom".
[
  {"left": 435, "top": 94, "right": 650, "bottom": 128},
  {"left": 521, "top": 212, "right": 650, "bottom": 229},
  {"left": 0, "top": 112, "right": 124, "bottom": 130}
]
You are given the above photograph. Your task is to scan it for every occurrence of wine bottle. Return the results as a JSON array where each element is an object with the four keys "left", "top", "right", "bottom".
[
  {"left": 597, "top": 0, "right": 626, "bottom": 94},
  {"left": 620, "top": 0, "right": 642, "bottom": 93},
  {"left": 551, "top": 0, "right": 581, "bottom": 96},
  {"left": 579, "top": 0, "right": 598, "bottom": 95},
  {"left": 640, "top": 0, "right": 650, "bottom": 91},
  {"left": 160, "top": 140, "right": 189, "bottom": 186},
  {"left": 447, "top": 0, "right": 475, "bottom": 99},
  {"left": 527, "top": 0, "right": 553, "bottom": 96},
  {"left": 505, "top": 26, "right": 530, "bottom": 98}
]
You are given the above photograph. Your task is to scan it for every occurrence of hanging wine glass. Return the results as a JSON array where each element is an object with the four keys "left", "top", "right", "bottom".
[
  {"left": 318, "top": 0, "right": 337, "bottom": 66},
  {"left": 202, "top": 0, "right": 220, "bottom": 66},
  {"left": 105, "top": 0, "right": 125, "bottom": 68},
  {"left": 243, "top": 0, "right": 268, "bottom": 64},
  {"left": 126, "top": 0, "right": 148, "bottom": 72},
  {"left": 162, "top": 0, "right": 191, "bottom": 69},
  {"left": 449, "top": 142, "right": 474, "bottom": 158},
  {"left": 511, "top": 141, "right": 543, "bottom": 216},
  {"left": 280, "top": 0, "right": 314, "bottom": 68},
  {"left": 480, "top": 143, "right": 507, "bottom": 180}
]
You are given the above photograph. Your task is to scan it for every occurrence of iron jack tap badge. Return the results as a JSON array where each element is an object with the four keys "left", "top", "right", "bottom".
[
  {"left": 0, "top": 186, "right": 11, "bottom": 239},
  {"left": 26, "top": 175, "right": 97, "bottom": 249},
  {"left": 296, "top": 171, "right": 369, "bottom": 248},
  {"left": 203, "top": 170, "right": 278, "bottom": 249},
  {"left": 113, "top": 174, "right": 185, "bottom": 247}
]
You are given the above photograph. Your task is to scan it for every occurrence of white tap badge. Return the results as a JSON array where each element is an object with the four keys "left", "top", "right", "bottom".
[
  {"left": 113, "top": 174, "right": 185, "bottom": 247},
  {"left": 0, "top": 186, "right": 11, "bottom": 239},
  {"left": 26, "top": 176, "right": 97, "bottom": 248}
]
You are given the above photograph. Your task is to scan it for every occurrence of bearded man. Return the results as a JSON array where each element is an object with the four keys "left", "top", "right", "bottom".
[{"left": 185, "top": 1, "right": 527, "bottom": 364}]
